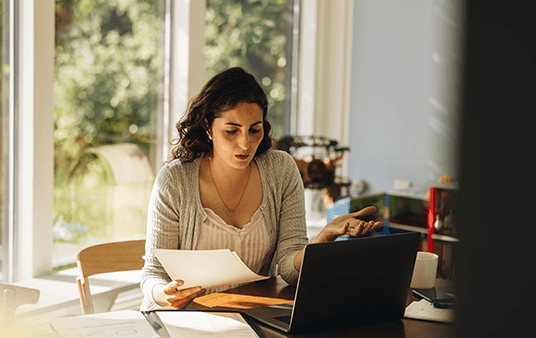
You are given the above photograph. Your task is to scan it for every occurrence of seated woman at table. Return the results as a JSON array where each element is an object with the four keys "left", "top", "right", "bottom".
[{"left": 140, "top": 67, "right": 382, "bottom": 311}]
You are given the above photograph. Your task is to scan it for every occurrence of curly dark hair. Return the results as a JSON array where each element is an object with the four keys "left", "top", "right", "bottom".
[{"left": 169, "top": 67, "right": 273, "bottom": 163}]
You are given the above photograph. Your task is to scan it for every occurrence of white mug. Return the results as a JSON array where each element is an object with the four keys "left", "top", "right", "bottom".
[{"left": 410, "top": 251, "right": 439, "bottom": 289}]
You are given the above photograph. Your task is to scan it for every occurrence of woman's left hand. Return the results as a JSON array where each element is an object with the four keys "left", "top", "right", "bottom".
[{"left": 312, "top": 206, "right": 383, "bottom": 243}]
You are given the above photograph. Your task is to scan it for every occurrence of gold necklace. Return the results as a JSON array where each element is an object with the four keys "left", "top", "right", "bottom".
[{"left": 208, "top": 158, "right": 251, "bottom": 217}]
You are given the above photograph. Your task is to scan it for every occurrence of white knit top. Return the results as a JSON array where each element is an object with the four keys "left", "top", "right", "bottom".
[{"left": 195, "top": 207, "right": 270, "bottom": 293}]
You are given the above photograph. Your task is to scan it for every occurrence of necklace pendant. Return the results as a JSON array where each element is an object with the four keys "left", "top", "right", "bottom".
[{"left": 226, "top": 209, "right": 236, "bottom": 217}]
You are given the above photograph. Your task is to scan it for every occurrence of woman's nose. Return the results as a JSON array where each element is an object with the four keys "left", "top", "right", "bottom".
[{"left": 238, "top": 132, "right": 250, "bottom": 149}]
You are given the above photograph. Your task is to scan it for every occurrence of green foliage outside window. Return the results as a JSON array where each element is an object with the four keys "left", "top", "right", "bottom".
[
  {"left": 54, "top": 0, "right": 291, "bottom": 184},
  {"left": 205, "top": 0, "right": 291, "bottom": 138},
  {"left": 54, "top": 0, "right": 163, "bottom": 185}
]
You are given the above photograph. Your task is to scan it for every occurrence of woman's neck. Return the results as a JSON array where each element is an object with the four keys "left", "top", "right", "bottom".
[{"left": 206, "top": 154, "right": 251, "bottom": 183}]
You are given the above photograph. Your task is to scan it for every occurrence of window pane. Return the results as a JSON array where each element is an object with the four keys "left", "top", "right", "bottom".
[
  {"left": 53, "top": 0, "right": 165, "bottom": 269},
  {"left": 205, "top": 0, "right": 295, "bottom": 139}
]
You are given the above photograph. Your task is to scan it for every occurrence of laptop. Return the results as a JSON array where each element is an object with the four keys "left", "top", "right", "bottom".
[{"left": 243, "top": 227, "right": 421, "bottom": 334}]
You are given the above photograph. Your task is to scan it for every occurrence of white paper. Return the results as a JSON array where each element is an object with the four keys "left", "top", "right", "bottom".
[
  {"left": 156, "top": 311, "right": 259, "bottom": 338},
  {"left": 49, "top": 310, "right": 159, "bottom": 338},
  {"left": 404, "top": 299, "right": 455, "bottom": 323},
  {"left": 153, "top": 249, "right": 268, "bottom": 290}
]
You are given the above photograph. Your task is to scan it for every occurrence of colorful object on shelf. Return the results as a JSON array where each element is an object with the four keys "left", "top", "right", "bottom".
[{"left": 427, "top": 186, "right": 436, "bottom": 253}]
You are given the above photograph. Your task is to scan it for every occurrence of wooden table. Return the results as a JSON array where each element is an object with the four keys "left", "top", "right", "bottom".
[{"left": 186, "top": 277, "right": 454, "bottom": 338}]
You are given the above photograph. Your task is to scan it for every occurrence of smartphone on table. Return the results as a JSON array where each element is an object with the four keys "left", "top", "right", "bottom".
[{"left": 412, "top": 288, "right": 455, "bottom": 308}]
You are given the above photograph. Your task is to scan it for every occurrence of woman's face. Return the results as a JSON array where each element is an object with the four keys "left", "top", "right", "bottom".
[{"left": 209, "top": 102, "right": 264, "bottom": 170}]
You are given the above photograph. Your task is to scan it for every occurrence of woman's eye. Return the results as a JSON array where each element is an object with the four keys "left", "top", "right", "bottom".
[{"left": 225, "top": 128, "right": 261, "bottom": 135}]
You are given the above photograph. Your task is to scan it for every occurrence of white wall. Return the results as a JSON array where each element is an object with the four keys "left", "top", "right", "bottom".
[{"left": 347, "top": 0, "right": 460, "bottom": 193}]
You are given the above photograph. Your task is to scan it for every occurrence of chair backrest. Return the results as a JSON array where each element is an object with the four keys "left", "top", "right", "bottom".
[
  {"left": 0, "top": 283, "right": 40, "bottom": 330},
  {"left": 76, "top": 239, "right": 146, "bottom": 314}
]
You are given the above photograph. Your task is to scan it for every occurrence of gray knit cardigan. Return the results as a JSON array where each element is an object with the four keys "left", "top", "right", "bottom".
[{"left": 140, "top": 149, "right": 309, "bottom": 310}]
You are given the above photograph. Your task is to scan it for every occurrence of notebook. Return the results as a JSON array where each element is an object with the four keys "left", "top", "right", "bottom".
[{"left": 243, "top": 227, "right": 421, "bottom": 334}]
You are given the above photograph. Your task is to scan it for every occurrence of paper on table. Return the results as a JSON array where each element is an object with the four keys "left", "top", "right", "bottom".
[
  {"left": 156, "top": 311, "right": 259, "bottom": 338},
  {"left": 49, "top": 310, "right": 159, "bottom": 338},
  {"left": 404, "top": 299, "right": 455, "bottom": 323},
  {"left": 153, "top": 249, "right": 269, "bottom": 291}
]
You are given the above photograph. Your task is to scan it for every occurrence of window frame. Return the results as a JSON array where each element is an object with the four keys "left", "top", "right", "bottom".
[
  {"left": 13, "top": 0, "right": 54, "bottom": 282},
  {"left": 297, "top": 0, "right": 354, "bottom": 177}
]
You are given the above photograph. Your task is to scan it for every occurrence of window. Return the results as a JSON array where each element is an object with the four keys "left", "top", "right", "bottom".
[
  {"left": 51, "top": 0, "right": 299, "bottom": 270},
  {"left": 52, "top": 0, "right": 166, "bottom": 269},
  {"left": 5, "top": 0, "right": 338, "bottom": 282}
]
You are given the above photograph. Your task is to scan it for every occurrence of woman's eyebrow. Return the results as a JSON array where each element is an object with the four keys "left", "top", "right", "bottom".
[{"left": 225, "top": 121, "right": 263, "bottom": 127}]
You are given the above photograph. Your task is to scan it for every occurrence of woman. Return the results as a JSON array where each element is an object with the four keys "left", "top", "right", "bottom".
[{"left": 140, "top": 67, "right": 382, "bottom": 311}]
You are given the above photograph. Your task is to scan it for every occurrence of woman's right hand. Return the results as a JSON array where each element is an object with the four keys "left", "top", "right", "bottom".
[
  {"left": 162, "top": 280, "right": 206, "bottom": 309},
  {"left": 311, "top": 206, "right": 383, "bottom": 243}
]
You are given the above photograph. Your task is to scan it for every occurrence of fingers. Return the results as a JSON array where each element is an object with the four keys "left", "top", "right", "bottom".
[
  {"left": 347, "top": 206, "right": 377, "bottom": 219},
  {"left": 347, "top": 220, "right": 383, "bottom": 236},
  {"left": 346, "top": 220, "right": 367, "bottom": 236},
  {"left": 341, "top": 221, "right": 350, "bottom": 235},
  {"left": 163, "top": 280, "right": 184, "bottom": 295},
  {"left": 167, "top": 286, "right": 206, "bottom": 309},
  {"left": 333, "top": 206, "right": 377, "bottom": 223},
  {"left": 164, "top": 280, "right": 206, "bottom": 309},
  {"left": 335, "top": 206, "right": 383, "bottom": 236}
]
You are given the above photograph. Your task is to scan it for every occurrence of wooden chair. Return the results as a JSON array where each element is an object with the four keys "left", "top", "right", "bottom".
[
  {"left": 0, "top": 283, "right": 40, "bottom": 330},
  {"left": 76, "top": 239, "right": 146, "bottom": 314}
]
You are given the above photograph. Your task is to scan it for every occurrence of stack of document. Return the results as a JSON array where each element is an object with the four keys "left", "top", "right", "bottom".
[{"left": 152, "top": 249, "right": 268, "bottom": 290}]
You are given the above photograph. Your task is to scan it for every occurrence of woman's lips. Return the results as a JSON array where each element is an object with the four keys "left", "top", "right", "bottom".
[{"left": 236, "top": 154, "right": 249, "bottom": 160}]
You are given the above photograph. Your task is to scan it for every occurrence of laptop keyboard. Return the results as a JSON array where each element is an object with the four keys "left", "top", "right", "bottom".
[{"left": 274, "top": 315, "right": 291, "bottom": 324}]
